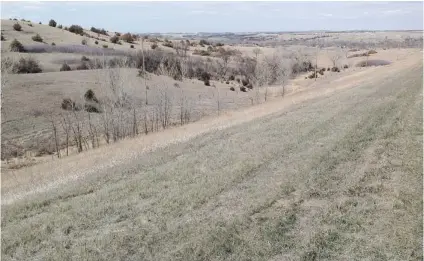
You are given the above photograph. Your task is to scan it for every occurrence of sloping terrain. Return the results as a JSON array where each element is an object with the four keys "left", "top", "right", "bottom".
[{"left": 1, "top": 53, "right": 422, "bottom": 260}]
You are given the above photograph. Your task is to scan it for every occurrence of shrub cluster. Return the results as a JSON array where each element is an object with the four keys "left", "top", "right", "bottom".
[
  {"left": 120, "top": 33, "right": 134, "bottom": 43},
  {"left": 331, "top": 66, "right": 340, "bottom": 72},
  {"left": 192, "top": 49, "right": 211, "bottom": 56},
  {"left": 110, "top": 35, "right": 119, "bottom": 44},
  {"left": 31, "top": 34, "right": 43, "bottom": 42},
  {"left": 90, "top": 27, "right": 108, "bottom": 36},
  {"left": 12, "top": 57, "right": 42, "bottom": 74},
  {"left": 68, "top": 25, "right": 84, "bottom": 35},
  {"left": 10, "top": 39, "right": 25, "bottom": 52},
  {"left": 199, "top": 39, "right": 211, "bottom": 46},
  {"left": 60, "top": 63, "right": 71, "bottom": 71},
  {"left": 13, "top": 23, "right": 22, "bottom": 31},
  {"left": 48, "top": 19, "right": 57, "bottom": 27}
]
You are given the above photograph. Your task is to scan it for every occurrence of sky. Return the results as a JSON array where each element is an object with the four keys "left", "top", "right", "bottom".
[{"left": 1, "top": 1, "right": 423, "bottom": 33}]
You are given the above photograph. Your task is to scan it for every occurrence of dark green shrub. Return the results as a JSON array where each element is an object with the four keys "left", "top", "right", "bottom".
[
  {"left": 90, "top": 27, "right": 107, "bottom": 35},
  {"left": 13, "top": 23, "right": 22, "bottom": 31},
  {"left": 240, "top": 86, "right": 247, "bottom": 92},
  {"left": 48, "top": 19, "right": 57, "bottom": 27},
  {"left": 204, "top": 79, "right": 210, "bottom": 86},
  {"left": 81, "top": 56, "right": 90, "bottom": 62},
  {"left": 58, "top": 24, "right": 63, "bottom": 29},
  {"left": 60, "top": 63, "right": 71, "bottom": 71},
  {"left": 81, "top": 39, "right": 87, "bottom": 45},
  {"left": 331, "top": 66, "right": 340, "bottom": 72},
  {"left": 229, "top": 75, "right": 235, "bottom": 81},
  {"left": 241, "top": 79, "right": 249, "bottom": 86},
  {"left": 151, "top": 43, "right": 158, "bottom": 49},
  {"left": 51, "top": 42, "right": 56, "bottom": 46},
  {"left": 102, "top": 44, "right": 108, "bottom": 48},
  {"left": 110, "top": 35, "right": 119, "bottom": 44},
  {"left": 130, "top": 44, "right": 134, "bottom": 48},
  {"left": 84, "top": 89, "right": 99, "bottom": 103},
  {"left": 31, "top": 34, "right": 43, "bottom": 42},
  {"left": 343, "top": 64, "right": 349, "bottom": 69},
  {"left": 68, "top": 25, "right": 84, "bottom": 35},
  {"left": 230, "top": 87, "right": 235, "bottom": 91},
  {"left": 12, "top": 57, "right": 42, "bottom": 74},
  {"left": 10, "top": 39, "right": 25, "bottom": 52},
  {"left": 94, "top": 40, "right": 99, "bottom": 45},
  {"left": 1, "top": 34, "right": 5, "bottom": 41},
  {"left": 199, "top": 71, "right": 210, "bottom": 82}
]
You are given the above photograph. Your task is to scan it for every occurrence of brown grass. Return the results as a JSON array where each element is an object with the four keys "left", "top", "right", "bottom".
[{"left": 1, "top": 57, "right": 422, "bottom": 260}]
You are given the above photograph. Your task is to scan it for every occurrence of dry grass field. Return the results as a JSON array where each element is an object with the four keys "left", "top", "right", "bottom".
[{"left": 1, "top": 15, "right": 423, "bottom": 261}]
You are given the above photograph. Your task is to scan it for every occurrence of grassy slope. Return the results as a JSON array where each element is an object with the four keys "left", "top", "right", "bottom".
[{"left": 2, "top": 61, "right": 422, "bottom": 260}]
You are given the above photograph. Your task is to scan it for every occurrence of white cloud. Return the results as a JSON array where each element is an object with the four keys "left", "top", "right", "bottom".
[
  {"left": 319, "top": 13, "right": 333, "bottom": 17},
  {"left": 68, "top": 8, "right": 77, "bottom": 12}
]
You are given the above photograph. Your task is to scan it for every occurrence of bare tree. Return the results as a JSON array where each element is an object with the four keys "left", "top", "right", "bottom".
[
  {"left": 141, "top": 38, "right": 148, "bottom": 105},
  {"left": 48, "top": 114, "right": 60, "bottom": 158},
  {"left": 253, "top": 47, "right": 262, "bottom": 60},
  {"left": 329, "top": 47, "right": 342, "bottom": 68},
  {"left": 216, "top": 51, "right": 231, "bottom": 80},
  {"left": 59, "top": 112, "right": 71, "bottom": 156}
]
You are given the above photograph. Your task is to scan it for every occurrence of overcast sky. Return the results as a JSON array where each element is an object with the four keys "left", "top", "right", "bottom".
[{"left": 1, "top": 1, "right": 422, "bottom": 33}]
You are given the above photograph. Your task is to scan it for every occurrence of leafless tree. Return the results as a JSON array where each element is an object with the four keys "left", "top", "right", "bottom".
[
  {"left": 59, "top": 112, "right": 71, "bottom": 156},
  {"left": 141, "top": 39, "right": 148, "bottom": 105},
  {"left": 216, "top": 51, "right": 231, "bottom": 80},
  {"left": 48, "top": 114, "right": 60, "bottom": 158},
  {"left": 253, "top": 47, "right": 262, "bottom": 60},
  {"left": 329, "top": 48, "right": 342, "bottom": 67}
]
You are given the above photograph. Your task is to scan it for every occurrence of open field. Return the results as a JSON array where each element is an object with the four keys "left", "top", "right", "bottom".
[
  {"left": 1, "top": 10, "right": 423, "bottom": 260},
  {"left": 1, "top": 45, "right": 422, "bottom": 260}
]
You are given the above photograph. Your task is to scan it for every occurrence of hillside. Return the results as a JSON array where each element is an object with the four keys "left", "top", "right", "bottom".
[{"left": 1, "top": 50, "right": 422, "bottom": 260}]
